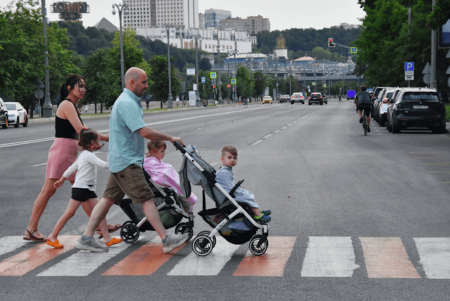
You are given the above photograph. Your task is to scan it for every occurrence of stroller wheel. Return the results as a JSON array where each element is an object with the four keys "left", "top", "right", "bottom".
[
  {"left": 192, "top": 235, "right": 214, "bottom": 256},
  {"left": 175, "top": 223, "right": 194, "bottom": 242},
  {"left": 249, "top": 235, "right": 269, "bottom": 256},
  {"left": 197, "top": 230, "right": 216, "bottom": 248},
  {"left": 120, "top": 221, "right": 140, "bottom": 243}
]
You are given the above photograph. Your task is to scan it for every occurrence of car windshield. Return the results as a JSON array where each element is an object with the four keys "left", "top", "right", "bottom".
[
  {"left": 374, "top": 89, "right": 382, "bottom": 97},
  {"left": 402, "top": 92, "right": 439, "bottom": 102},
  {"left": 6, "top": 104, "right": 16, "bottom": 110}
]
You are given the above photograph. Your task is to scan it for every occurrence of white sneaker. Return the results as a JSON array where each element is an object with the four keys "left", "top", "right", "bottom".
[
  {"left": 74, "top": 236, "right": 108, "bottom": 252},
  {"left": 162, "top": 233, "right": 189, "bottom": 253}
]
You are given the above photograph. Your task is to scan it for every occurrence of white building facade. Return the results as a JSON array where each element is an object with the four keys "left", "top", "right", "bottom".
[
  {"left": 204, "top": 9, "right": 231, "bottom": 28},
  {"left": 136, "top": 27, "right": 252, "bottom": 54},
  {"left": 122, "top": 0, "right": 199, "bottom": 30}
]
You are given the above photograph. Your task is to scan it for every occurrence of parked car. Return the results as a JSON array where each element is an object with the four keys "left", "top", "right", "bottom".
[
  {"left": 387, "top": 88, "right": 446, "bottom": 133},
  {"left": 373, "top": 88, "right": 389, "bottom": 122},
  {"left": 279, "top": 95, "right": 290, "bottom": 103},
  {"left": 291, "top": 92, "right": 305, "bottom": 104},
  {"left": 5, "top": 102, "right": 28, "bottom": 127},
  {"left": 0, "top": 97, "right": 8, "bottom": 129},
  {"left": 309, "top": 92, "right": 324, "bottom": 105},
  {"left": 370, "top": 86, "right": 386, "bottom": 117},
  {"left": 262, "top": 96, "right": 273, "bottom": 104},
  {"left": 376, "top": 89, "right": 399, "bottom": 127}
]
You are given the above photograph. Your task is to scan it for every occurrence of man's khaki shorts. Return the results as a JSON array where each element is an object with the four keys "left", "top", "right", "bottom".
[{"left": 103, "top": 164, "right": 154, "bottom": 205}]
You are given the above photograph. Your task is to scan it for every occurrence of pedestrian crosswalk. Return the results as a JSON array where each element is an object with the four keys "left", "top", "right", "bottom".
[{"left": 1, "top": 235, "right": 450, "bottom": 279}]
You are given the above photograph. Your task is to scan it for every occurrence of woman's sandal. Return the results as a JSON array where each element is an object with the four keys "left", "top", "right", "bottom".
[
  {"left": 23, "top": 229, "right": 48, "bottom": 242},
  {"left": 97, "top": 224, "right": 122, "bottom": 239},
  {"left": 47, "top": 239, "right": 64, "bottom": 249}
]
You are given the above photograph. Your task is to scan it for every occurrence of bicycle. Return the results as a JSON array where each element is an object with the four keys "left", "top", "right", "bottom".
[{"left": 359, "top": 104, "right": 370, "bottom": 136}]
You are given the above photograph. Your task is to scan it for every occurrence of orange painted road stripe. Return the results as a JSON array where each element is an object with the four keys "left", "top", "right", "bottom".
[
  {"left": 0, "top": 236, "right": 78, "bottom": 276},
  {"left": 360, "top": 237, "right": 420, "bottom": 279},
  {"left": 233, "top": 237, "right": 296, "bottom": 277},
  {"left": 102, "top": 238, "right": 186, "bottom": 276}
]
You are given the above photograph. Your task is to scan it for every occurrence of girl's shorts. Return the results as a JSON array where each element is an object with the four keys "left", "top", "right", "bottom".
[{"left": 71, "top": 188, "right": 97, "bottom": 202}]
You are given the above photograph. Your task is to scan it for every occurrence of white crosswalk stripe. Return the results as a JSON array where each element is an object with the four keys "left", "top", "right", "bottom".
[
  {"left": 0, "top": 237, "right": 30, "bottom": 257},
  {"left": 167, "top": 237, "right": 240, "bottom": 276},
  {"left": 414, "top": 238, "right": 450, "bottom": 279}
]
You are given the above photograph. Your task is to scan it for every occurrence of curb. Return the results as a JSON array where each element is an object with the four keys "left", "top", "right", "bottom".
[{"left": 28, "top": 102, "right": 261, "bottom": 125}]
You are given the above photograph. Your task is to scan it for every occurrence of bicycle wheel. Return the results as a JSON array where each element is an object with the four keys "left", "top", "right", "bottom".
[{"left": 363, "top": 117, "right": 367, "bottom": 136}]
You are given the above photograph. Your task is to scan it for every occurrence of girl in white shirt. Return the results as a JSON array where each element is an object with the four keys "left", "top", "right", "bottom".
[{"left": 47, "top": 128, "right": 122, "bottom": 249}]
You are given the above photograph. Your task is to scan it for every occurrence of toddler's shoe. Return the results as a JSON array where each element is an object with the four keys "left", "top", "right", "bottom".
[
  {"left": 254, "top": 213, "right": 271, "bottom": 224},
  {"left": 261, "top": 210, "right": 271, "bottom": 216},
  {"left": 106, "top": 237, "right": 123, "bottom": 247},
  {"left": 47, "top": 239, "right": 64, "bottom": 249}
]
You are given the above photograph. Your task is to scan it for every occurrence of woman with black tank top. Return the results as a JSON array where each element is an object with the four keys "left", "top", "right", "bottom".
[{"left": 24, "top": 75, "right": 115, "bottom": 242}]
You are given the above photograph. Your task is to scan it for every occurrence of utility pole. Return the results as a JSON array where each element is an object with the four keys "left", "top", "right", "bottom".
[
  {"left": 430, "top": 0, "right": 437, "bottom": 89},
  {"left": 41, "top": 0, "right": 52, "bottom": 118},
  {"left": 216, "top": 39, "right": 223, "bottom": 104}
]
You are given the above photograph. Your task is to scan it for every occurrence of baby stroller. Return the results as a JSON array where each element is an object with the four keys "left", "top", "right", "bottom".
[
  {"left": 119, "top": 167, "right": 195, "bottom": 243},
  {"left": 174, "top": 142, "right": 269, "bottom": 256}
]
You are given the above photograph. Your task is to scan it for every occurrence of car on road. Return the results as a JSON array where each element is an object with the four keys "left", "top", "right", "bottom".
[
  {"left": 0, "top": 97, "right": 8, "bottom": 129},
  {"left": 387, "top": 87, "right": 446, "bottom": 133},
  {"left": 308, "top": 92, "right": 325, "bottom": 105},
  {"left": 279, "top": 95, "right": 290, "bottom": 103},
  {"left": 290, "top": 92, "right": 305, "bottom": 104},
  {"left": 5, "top": 102, "right": 28, "bottom": 127},
  {"left": 262, "top": 96, "right": 273, "bottom": 104}
]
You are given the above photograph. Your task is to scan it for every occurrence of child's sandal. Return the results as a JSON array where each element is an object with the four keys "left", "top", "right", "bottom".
[{"left": 47, "top": 240, "right": 64, "bottom": 249}]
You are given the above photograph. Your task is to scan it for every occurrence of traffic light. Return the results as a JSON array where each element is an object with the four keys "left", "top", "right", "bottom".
[
  {"left": 328, "top": 38, "right": 335, "bottom": 47},
  {"left": 213, "top": 85, "right": 216, "bottom": 89}
]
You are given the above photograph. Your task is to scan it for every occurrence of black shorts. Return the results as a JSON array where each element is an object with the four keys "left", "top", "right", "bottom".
[
  {"left": 357, "top": 104, "right": 371, "bottom": 116},
  {"left": 71, "top": 188, "right": 98, "bottom": 202}
]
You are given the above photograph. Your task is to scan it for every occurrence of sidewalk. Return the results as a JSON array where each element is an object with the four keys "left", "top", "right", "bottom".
[{"left": 28, "top": 100, "right": 262, "bottom": 125}]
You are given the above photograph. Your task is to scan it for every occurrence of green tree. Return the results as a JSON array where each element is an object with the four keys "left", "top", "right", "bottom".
[
  {"left": 199, "top": 57, "right": 211, "bottom": 71},
  {"left": 427, "top": 0, "right": 450, "bottom": 29},
  {"left": 253, "top": 71, "right": 268, "bottom": 100},
  {"left": 148, "top": 55, "right": 180, "bottom": 102}
]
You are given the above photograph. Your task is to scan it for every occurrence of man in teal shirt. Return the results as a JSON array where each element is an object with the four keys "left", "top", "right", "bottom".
[{"left": 75, "top": 67, "right": 189, "bottom": 253}]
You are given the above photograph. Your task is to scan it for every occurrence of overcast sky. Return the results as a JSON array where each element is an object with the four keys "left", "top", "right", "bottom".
[{"left": 0, "top": 0, "right": 365, "bottom": 31}]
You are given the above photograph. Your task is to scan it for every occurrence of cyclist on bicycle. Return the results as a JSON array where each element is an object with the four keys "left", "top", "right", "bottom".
[{"left": 355, "top": 85, "right": 371, "bottom": 133}]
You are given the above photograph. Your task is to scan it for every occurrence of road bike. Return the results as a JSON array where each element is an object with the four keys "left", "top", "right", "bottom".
[{"left": 359, "top": 104, "right": 370, "bottom": 136}]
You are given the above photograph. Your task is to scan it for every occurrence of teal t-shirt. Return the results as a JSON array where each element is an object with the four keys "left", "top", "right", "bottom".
[{"left": 108, "top": 89, "right": 147, "bottom": 173}]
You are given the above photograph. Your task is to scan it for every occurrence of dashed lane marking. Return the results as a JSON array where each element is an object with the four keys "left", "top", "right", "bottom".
[
  {"left": 31, "top": 163, "right": 47, "bottom": 167},
  {"left": 281, "top": 126, "right": 287, "bottom": 130},
  {"left": 273, "top": 130, "right": 281, "bottom": 134},
  {"left": 251, "top": 140, "right": 263, "bottom": 146},
  {"left": 263, "top": 134, "right": 273, "bottom": 139}
]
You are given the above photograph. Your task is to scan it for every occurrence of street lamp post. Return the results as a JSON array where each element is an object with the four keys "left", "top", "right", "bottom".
[
  {"left": 112, "top": 3, "right": 129, "bottom": 91},
  {"left": 38, "top": 0, "right": 52, "bottom": 118},
  {"left": 216, "top": 40, "right": 223, "bottom": 104},
  {"left": 190, "top": 32, "right": 201, "bottom": 105},
  {"left": 163, "top": 24, "right": 174, "bottom": 109}
]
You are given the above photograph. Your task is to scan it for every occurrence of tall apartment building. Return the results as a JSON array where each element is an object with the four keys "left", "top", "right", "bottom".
[
  {"left": 219, "top": 15, "right": 270, "bottom": 34},
  {"left": 198, "top": 13, "right": 205, "bottom": 29},
  {"left": 122, "top": 0, "right": 199, "bottom": 30},
  {"left": 204, "top": 9, "right": 231, "bottom": 28}
]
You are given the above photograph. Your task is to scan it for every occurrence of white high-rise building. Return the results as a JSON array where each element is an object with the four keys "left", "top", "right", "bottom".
[{"left": 123, "top": 0, "right": 199, "bottom": 30}]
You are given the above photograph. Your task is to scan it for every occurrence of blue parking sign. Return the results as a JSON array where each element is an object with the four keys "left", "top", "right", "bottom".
[
  {"left": 201, "top": 77, "right": 205, "bottom": 83},
  {"left": 405, "top": 62, "right": 414, "bottom": 71}
]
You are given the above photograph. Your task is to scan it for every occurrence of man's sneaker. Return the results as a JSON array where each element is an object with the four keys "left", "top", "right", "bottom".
[
  {"left": 359, "top": 117, "right": 363, "bottom": 123},
  {"left": 367, "top": 126, "right": 371, "bottom": 133},
  {"left": 162, "top": 233, "right": 189, "bottom": 253},
  {"left": 74, "top": 236, "right": 108, "bottom": 252}
]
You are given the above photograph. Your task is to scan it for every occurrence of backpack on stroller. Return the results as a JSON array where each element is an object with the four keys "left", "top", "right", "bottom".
[
  {"left": 175, "top": 142, "right": 269, "bottom": 256},
  {"left": 119, "top": 168, "right": 195, "bottom": 243}
]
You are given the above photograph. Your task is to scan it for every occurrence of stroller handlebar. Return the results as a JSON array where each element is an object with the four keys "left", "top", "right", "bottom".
[
  {"left": 173, "top": 141, "right": 186, "bottom": 154},
  {"left": 229, "top": 179, "right": 244, "bottom": 198}
]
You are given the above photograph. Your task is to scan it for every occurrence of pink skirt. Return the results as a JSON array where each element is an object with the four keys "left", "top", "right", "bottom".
[{"left": 46, "top": 138, "right": 79, "bottom": 182}]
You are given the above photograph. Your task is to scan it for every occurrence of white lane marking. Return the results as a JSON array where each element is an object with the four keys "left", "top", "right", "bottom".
[
  {"left": 167, "top": 237, "right": 239, "bottom": 276},
  {"left": 300, "top": 112, "right": 316, "bottom": 120},
  {"left": 0, "top": 237, "right": 30, "bottom": 257},
  {"left": 0, "top": 107, "right": 269, "bottom": 149},
  {"left": 31, "top": 163, "right": 47, "bottom": 167},
  {"left": 37, "top": 237, "right": 140, "bottom": 277},
  {"left": 414, "top": 238, "right": 450, "bottom": 279},
  {"left": 287, "top": 123, "right": 292, "bottom": 126},
  {"left": 196, "top": 128, "right": 202, "bottom": 130},
  {"left": 251, "top": 140, "right": 263, "bottom": 146},
  {"left": 273, "top": 130, "right": 281, "bottom": 133},
  {"left": 301, "top": 237, "right": 359, "bottom": 277},
  {"left": 263, "top": 134, "right": 273, "bottom": 139},
  {"left": 281, "top": 126, "right": 287, "bottom": 130}
]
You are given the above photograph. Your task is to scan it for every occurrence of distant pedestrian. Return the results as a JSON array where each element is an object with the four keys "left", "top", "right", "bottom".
[
  {"left": 176, "top": 96, "right": 180, "bottom": 107},
  {"left": 47, "top": 128, "right": 122, "bottom": 249},
  {"left": 84, "top": 103, "right": 88, "bottom": 113},
  {"left": 339, "top": 93, "right": 342, "bottom": 102},
  {"left": 145, "top": 98, "right": 150, "bottom": 110}
]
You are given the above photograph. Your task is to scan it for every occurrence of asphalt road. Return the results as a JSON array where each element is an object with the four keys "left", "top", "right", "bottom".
[{"left": 1, "top": 100, "right": 450, "bottom": 300}]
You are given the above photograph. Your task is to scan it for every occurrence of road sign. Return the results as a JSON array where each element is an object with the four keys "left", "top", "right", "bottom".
[
  {"left": 423, "top": 74, "right": 430, "bottom": 84},
  {"left": 447, "top": 50, "right": 450, "bottom": 58},
  {"left": 276, "top": 83, "right": 278, "bottom": 87},
  {"left": 193, "top": 84, "right": 197, "bottom": 91},
  {"left": 312, "top": 82, "right": 316, "bottom": 86},
  {"left": 201, "top": 77, "right": 205, "bottom": 83},
  {"left": 448, "top": 77, "right": 450, "bottom": 88},
  {"left": 446, "top": 66, "right": 450, "bottom": 75},
  {"left": 350, "top": 47, "right": 357, "bottom": 54},
  {"left": 231, "top": 79, "right": 236, "bottom": 85},
  {"left": 34, "top": 89, "right": 44, "bottom": 99},
  {"left": 186, "top": 68, "right": 195, "bottom": 76},
  {"left": 422, "top": 62, "right": 430, "bottom": 74},
  {"left": 405, "top": 62, "right": 414, "bottom": 72},
  {"left": 307, "top": 85, "right": 310, "bottom": 89},
  {"left": 405, "top": 75, "right": 414, "bottom": 81},
  {"left": 210, "top": 72, "right": 217, "bottom": 79},
  {"left": 324, "top": 84, "right": 327, "bottom": 88}
]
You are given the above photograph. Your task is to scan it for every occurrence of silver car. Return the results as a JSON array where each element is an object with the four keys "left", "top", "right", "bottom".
[{"left": 291, "top": 93, "right": 305, "bottom": 104}]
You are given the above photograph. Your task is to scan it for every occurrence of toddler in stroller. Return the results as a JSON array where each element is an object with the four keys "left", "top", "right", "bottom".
[
  {"left": 175, "top": 142, "right": 269, "bottom": 256},
  {"left": 119, "top": 142, "right": 195, "bottom": 243}
]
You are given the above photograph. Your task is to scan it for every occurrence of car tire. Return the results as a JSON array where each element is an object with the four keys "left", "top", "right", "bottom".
[
  {"left": 23, "top": 116, "right": 28, "bottom": 127},
  {"left": 302, "top": 101, "right": 304, "bottom": 104},
  {"left": 392, "top": 121, "right": 400, "bottom": 133},
  {"left": 14, "top": 118, "right": 19, "bottom": 128},
  {"left": 380, "top": 115, "right": 385, "bottom": 127},
  {"left": 308, "top": 102, "right": 311, "bottom": 105},
  {"left": 2, "top": 118, "right": 8, "bottom": 129},
  {"left": 320, "top": 101, "right": 323, "bottom": 105}
]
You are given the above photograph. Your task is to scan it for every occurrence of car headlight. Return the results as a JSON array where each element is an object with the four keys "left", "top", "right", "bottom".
[{"left": 9, "top": 114, "right": 15, "bottom": 118}]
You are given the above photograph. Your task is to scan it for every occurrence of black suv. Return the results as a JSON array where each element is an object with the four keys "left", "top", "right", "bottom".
[
  {"left": 387, "top": 88, "right": 446, "bottom": 133},
  {"left": 0, "top": 98, "right": 8, "bottom": 129},
  {"left": 308, "top": 93, "right": 324, "bottom": 105}
]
